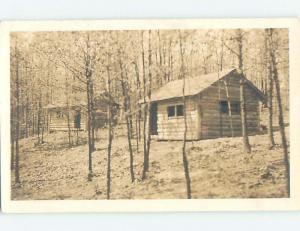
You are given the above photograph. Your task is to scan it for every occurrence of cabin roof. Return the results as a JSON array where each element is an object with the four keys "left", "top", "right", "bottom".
[
  {"left": 149, "top": 68, "right": 265, "bottom": 102},
  {"left": 44, "top": 102, "right": 87, "bottom": 110}
]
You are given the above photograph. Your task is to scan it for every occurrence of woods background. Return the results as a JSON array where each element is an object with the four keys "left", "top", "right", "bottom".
[{"left": 10, "top": 28, "right": 289, "bottom": 200}]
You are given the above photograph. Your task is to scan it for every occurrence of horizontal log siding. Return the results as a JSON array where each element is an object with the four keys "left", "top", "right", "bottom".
[
  {"left": 48, "top": 110, "right": 86, "bottom": 131},
  {"left": 156, "top": 98, "right": 200, "bottom": 140},
  {"left": 199, "top": 74, "right": 260, "bottom": 139}
]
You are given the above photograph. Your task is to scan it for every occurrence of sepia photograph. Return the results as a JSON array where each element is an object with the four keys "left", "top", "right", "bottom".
[{"left": 1, "top": 19, "right": 300, "bottom": 212}]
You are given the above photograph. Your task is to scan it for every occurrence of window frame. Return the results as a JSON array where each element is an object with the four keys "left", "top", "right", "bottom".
[
  {"left": 167, "top": 105, "right": 176, "bottom": 117},
  {"left": 167, "top": 104, "right": 185, "bottom": 118},
  {"left": 219, "top": 100, "right": 241, "bottom": 115}
]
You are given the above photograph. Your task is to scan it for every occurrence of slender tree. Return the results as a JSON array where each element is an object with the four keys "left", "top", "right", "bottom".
[
  {"left": 240, "top": 78, "right": 251, "bottom": 153},
  {"left": 265, "top": 29, "right": 275, "bottom": 149},
  {"left": 106, "top": 56, "right": 114, "bottom": 199},
  {"left": 10, "top": 106, "right": 15, "bottom": 170},
  {"left": 142, "top": 30, "right": 153, "bottom": 180},
  {"left": 141, "top": 31, "right": 148, "bottom": 180},
  {"left": 14, "top": 40, "right": 21, "bottom": 184},
  {"left": 179, "top": 31, "right": 192, "bottom": 199},
  {"left": 267, "top": 28, "right": 290, "bottom": 196},
  {"left": 236, "top": 29, "right": 251, "bottom": 153},
  {"left": 119, "top": 50, "right": 135, "bottom": 183}
]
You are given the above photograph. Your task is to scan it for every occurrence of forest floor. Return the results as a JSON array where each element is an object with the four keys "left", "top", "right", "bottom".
[{"left": 11, "top": 126, "right": 289, "bottom": 200}]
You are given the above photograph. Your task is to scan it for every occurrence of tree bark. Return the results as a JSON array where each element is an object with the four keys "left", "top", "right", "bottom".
[
  {"left": 85, "top": 34, "right": 94, "bottom": 181},
  {"left": 224, "top": 80, "right": 234, "bottom": 137},
  {"left": 179, "top": 31, "right": 192, "bottom": 199},
  {"left": 119, "top": 58, "right": 135, "bottom": 183},
  {"left": 90, "top": 80, "right": 96, "bottom": 149},
  {"left": 133, "top": 61, "right": 141, "bottom": 152},
  {"left": 15, "top": 45, "right": 20, "bottom": 184},
  {"left": 11, "top": 108, "right": 15, "bottom": 171},
  {"left": 142, "top": 30, "right": 152, "bottom": 180},
  {"left": 267, "top": 60, "right": 275, "bottom": 149},
  {"left": 240, "top": 78, "right": 251, "bottom": 153},
  {"left": 146, "top": 30, "right": 152, "bottom": 172},
  {"left": 141, "top": 31, "right": 148, "bottom": 180},
  {"left": 265, "top": 29, "right": 276, "bottom": 149},
  {"left": 106, "top": 64, "right": 113, "bottom": 199},
  {"left": 267, "top": 28, "right": 290, "bottom": 196},
  {"left": 86, "top": 77, "right": 93, "bottom": 181},
  {"left": 37, "top": 95, "right": 42, "bottom": 145},
  {"left": 65, "top": 73, "right": 72, "bottom": 148}
]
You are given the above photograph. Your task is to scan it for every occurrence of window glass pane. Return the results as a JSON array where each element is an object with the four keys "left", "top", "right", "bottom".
[
  {"left": 176, "top": 105, "right": 184, "bottom": 116},
  {"left": 231, "top": 102, "right": 240, "bottom": 114},
  {"left": 167, "top": 106, "right": 175, "bottom": 117},
  {"left": 220, "top": 101, "right": 228, "bottom": 114}
]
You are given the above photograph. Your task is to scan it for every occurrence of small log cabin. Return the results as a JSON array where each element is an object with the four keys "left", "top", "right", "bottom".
[
  {"left": 149, "top": 69, "right": 265, "bottom": 140},
  {"left": 44, "top": 103, "right": 87, "bottom": 132},
  {"left": 44, "top": 93, "right": 120, "bottom": 132}
]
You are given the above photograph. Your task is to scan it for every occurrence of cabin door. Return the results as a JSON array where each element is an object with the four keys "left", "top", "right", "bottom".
[
  {"left": 74, "top": 111, "right": 81, "bottom": 129},
  {"left": 150, "top": 103, "right": 158, "bottom": 135},
  {"left": 197, "top": 105, "right": 202, "bottom": 139}
]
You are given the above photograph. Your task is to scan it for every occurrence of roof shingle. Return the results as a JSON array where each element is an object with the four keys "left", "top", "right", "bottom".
[{"left": 151, "top": 68, "right": 237, "bottom": 102}]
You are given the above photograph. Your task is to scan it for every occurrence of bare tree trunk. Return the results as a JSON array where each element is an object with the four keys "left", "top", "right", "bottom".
[
  {"left": 65, "top": 73, "right": 72, "bottom": 148},
  {"left": 267, "top": 64, "right": 275, "bottom": 148},
  {"left": 240, "top": 78, "right": 251, "bottom": 153},
  {"left": 179, "top": 31, "right": 192, "bottom": 199},
  {"left": 167, "top": 39, "right": 172, "bottom": 82},
  {"left": 273, "top": 65, "right": 289, "bottom": 196},
  {"left": 224, "top": 80, "right": 234, "bottom": 137},
  {"left": 25, "top": 96, "right": 29, "bottom": 138},
  {"left": 236, "top": 29, "right": 251, "bottom": 153},
  {"left": 133, "top": 61, "right": 140, "bottom": 152},
  {"left": 41, "top": 112, "right": 45, "bottom": 143},
  {"left": 90, "top": 81, "right": 96, "bottom": 149},
  {"left": 15, "top": 45, "right": 20, "bottom": 184},
  {"left": 265, "top": 30, "right": 275, "bottom": 149},
  {"left": 142, "top": 30, "right": 152, "bottom": 180},
  {"left": 11, "top": 109, "right": 15, "bottom": 170},
  {"left": 125, "top": 106, "right": 135, "bottom": 183},
  {"left": 37, "top": 96, "right": 42, "bottom": 144},
  {"left": 141, "top": 31, "right": 148, "bottom": 180},
  {"left": 146, "top": 30, "right": 152, "bottom": 171},
  {"left": 106, "top": 64, "right": 114, "bottom": 199},
  {"left": 67, "top": 109, "right": 72, "bottom": 147},
  {"left": 85, "top": 34, "right": 94, "bottom": 181},
  {"left": 32, "top": 113, "right": 35, "bottom": 136},
  {"left": 87, "top": 78, "right": 93, "bottom": 181},
  {"left": 119, "top": 57, "right": 135, "bottom": 183},
  {"left": 267, "top": 28, "right": 289, "bottom": 196}
]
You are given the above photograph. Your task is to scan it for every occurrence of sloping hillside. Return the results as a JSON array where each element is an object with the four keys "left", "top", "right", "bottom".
[{"left": 11, "top": 127, "right": 289, "bottom": 200}]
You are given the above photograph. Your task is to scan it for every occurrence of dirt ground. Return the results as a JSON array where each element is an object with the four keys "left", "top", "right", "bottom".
[{"left": 11, "top": 126, "right": 289, "bottom": 200}]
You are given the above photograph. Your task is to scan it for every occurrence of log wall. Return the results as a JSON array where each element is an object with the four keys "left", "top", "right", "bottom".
[
  {"left": 155, "top": 74, "right": 261, "bottom": 140},
  {"left": 199, "top": 74, "right": 260, "bottom": 139},
  {"left": 48, "top": 110, "right": 86, "bottom": 131},
  {"left": 156, "top": 98, "right": 200, "bottom": 140}
]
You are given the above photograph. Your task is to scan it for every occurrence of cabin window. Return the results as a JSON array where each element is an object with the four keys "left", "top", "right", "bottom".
[
  {"left": 231, "top": 102, "right": 241, "bottom": 115},
  {"left": 176, "top": 105, "right": 184, "bottom": 116},
  {"left": 220, "top": 101, "right": 228, "bottom": 114},
  {"left": 167, "top": 105, "right": 184, "bottom": 117},
  {"left": 219, "top": 101, "right": 240, "bottom": 115},
  {"left": 167, "top": 106, "right": 176, "bottom": 117},
  {"left": 56, "top": 111, "right": 64, "bottom": 118}
]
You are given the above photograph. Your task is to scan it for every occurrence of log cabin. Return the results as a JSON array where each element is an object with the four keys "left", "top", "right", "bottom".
[
  {"left": 148, "top": 69, "right": 265, "bottom": 140},
  {"left": 44, "top": 93, "right": 120, "bottom": 132},
  {"left": 44, "top": 103, "right": 87, "bottom": 132}
]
